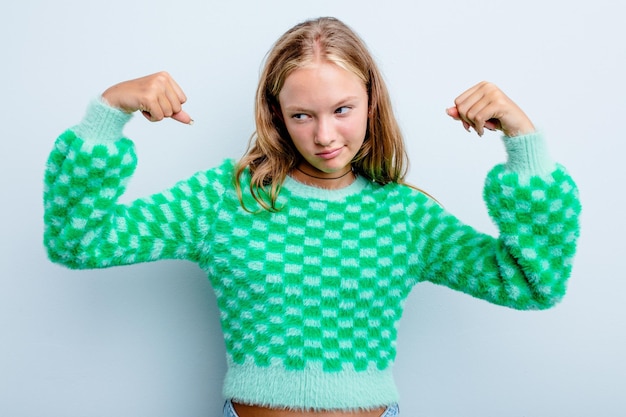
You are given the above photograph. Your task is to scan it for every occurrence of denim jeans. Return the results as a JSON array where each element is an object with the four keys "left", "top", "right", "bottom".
[{"left": 223, "top": 400, "right": 400, "bottom": 417}]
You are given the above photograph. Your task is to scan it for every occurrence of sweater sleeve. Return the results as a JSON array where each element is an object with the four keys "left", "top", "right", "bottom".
[
  {"left": 43, "top": 99, "right": 228, "bottom": 269},
  {"left": 413, "top": 132, "right": 581, "bottom": 310}
]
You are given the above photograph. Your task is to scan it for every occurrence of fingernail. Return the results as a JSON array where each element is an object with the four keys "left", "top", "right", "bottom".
[{"left": 188, "top": 119, "right": 194, "bottom": 125}]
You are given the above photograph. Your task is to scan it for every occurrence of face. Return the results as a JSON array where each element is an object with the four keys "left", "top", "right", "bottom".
[{"left": 278, "top": 61, "right": 369, "bottom": 181}]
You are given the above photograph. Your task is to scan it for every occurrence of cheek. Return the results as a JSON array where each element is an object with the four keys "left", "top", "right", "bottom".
[
  {"left": 285, "top": 123, "right": 311, "bottom": 145},
  {"left": 284, "top": 125, "right": 314, "bottom": 155},
  {"left": 341, "top": 115, "right": 368, "bottom": 143}
]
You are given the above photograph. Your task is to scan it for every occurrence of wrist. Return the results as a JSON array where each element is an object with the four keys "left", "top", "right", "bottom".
[
  {"left": 101, "top": 87, "right": 134, "bottom": 114},
  {"left": 503, "top": 121, "right": 536, "bottom": 138}
]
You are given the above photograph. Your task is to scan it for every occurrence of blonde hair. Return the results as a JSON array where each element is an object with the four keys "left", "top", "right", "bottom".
[{"left": 235, "top": 17, "right": 409, "bottom": 211}]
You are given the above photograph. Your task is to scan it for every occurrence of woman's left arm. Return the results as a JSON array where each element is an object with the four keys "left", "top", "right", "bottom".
[{"left": 412, "top": 83, "right": 581, "bottom": 309}]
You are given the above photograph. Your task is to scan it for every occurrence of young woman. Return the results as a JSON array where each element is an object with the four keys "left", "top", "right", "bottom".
[{"left": 44, "top": 16, "right": 580, "bottom": 417}]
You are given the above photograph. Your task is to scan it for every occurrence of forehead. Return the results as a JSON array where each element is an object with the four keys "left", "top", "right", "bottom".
[{"left": 278, "top": 62, "right": 367, "bottom": 106}]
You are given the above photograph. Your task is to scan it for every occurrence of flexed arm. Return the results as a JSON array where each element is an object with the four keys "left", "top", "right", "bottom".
[
  {"left": 43, "top": 73, "right": 223, "bottom": 270},
  {"left": 413, "top": 82, "right": 581, "bottom": 309}
]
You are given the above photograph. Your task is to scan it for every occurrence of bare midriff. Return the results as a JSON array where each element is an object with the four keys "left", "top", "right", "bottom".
[{"left": 232, "top": 402, "right": 387, "bottom": 417}]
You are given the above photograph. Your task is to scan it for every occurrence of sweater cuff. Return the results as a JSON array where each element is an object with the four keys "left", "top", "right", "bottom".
[
  {"left": 72, "top": 97, "right": 133, "bottom": 143},
  {"left": 502, "top": 131, "right": 555, "bottom": 177}
]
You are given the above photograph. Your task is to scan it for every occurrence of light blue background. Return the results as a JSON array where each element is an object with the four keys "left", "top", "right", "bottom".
[{"left": 2, "top": 0, "right": 624, "bottom": 416}]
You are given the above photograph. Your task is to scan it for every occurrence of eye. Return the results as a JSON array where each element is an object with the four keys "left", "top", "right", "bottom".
[
  {"left": 291, "top": 113, "right": 309, "bottom": 121},
  {"left": 335, "top": 106, "right": 351, "bottom": 115}
]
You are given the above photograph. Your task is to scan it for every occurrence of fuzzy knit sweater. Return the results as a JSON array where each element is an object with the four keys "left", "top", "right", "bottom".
[{"left": 44, "top": 98, "right": 581, "bottom": 411}]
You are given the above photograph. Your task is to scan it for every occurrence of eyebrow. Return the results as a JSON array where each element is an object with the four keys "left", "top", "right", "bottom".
[{"left": 282, "top": 96, "right": 362, "bottom": 113}]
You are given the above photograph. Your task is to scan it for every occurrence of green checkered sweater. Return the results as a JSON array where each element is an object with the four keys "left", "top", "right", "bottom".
[{"left": 44, "top": 99, "right": 580, "bottom": 410}]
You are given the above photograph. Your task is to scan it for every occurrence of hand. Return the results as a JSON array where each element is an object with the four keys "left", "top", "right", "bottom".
[
  {"left": 446, "top": 81, "right": 534, "bottom": 137},
  {"left": 102, "top": 71, "right": 193, "bottom": 124}
]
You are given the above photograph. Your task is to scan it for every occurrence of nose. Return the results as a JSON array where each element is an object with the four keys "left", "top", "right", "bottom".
[{"left": 314, "top": 116, "right": 335, "bottom": 146}]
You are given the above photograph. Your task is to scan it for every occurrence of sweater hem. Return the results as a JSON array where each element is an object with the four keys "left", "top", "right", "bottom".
[{"left": 222, "top": 359, "right": 399, "bottom": 411}]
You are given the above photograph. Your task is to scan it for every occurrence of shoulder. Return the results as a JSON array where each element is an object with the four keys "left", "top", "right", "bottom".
[
  {"left": 369, "top": 181, "right": 437, "bottom": 205},
  {"left": 214, "top": 158, "right": 237, "bottom": 177}
]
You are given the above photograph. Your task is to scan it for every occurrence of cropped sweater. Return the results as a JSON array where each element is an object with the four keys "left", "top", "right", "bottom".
[{"left": 44, "top": 99, "right": 581, "bottom": 411}]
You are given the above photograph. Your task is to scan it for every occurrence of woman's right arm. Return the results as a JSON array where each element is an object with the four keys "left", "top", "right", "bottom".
[{"left": 44, "top": 73, "right": 220, "bottom": 269}]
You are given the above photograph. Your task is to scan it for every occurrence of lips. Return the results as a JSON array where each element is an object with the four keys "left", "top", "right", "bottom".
[{"left": 316, "top": 147, "right": 342, "bottom": 160}]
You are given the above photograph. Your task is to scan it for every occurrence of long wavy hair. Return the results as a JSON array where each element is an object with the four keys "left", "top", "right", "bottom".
[{"left": 235, "top": 17, "right": 409, "bottom": 211}]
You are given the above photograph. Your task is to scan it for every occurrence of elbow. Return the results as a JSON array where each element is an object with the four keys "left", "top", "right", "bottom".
[
  {"left": 45, "top": 246, "right": 81, "bottom": 270},
  {"left": 44, "top": 235, "right": 85, "bottom": 270},
  {"left": 514, "top": 288, "right": 567, "bottom": 311},
  {"left": 501, "top": 279, "right": 568, "bottom": 311}
]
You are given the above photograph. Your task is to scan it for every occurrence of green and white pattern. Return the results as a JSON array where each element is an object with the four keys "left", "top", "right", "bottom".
[{"left": 43, "top": 101, "right": 581, "bottom": 410}]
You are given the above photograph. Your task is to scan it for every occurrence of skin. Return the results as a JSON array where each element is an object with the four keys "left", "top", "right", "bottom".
[
  {"left": 102, "top": 71, "right": 193, "bottom": 124},
  {"left": 278, "top": 61, "right": 370, "bottom": 189},
  {"left": 446, "top": 81, "right": 535, "bottom": 137}
]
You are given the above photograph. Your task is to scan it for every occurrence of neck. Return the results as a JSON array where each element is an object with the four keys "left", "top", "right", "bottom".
[{"left": 292, "top": 165, "right": 356, "bottom": 190}]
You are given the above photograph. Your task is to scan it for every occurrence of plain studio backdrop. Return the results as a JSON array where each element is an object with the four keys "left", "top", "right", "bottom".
[{"left": 1, "top": 0, "right": 624, "bottom": 416}]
